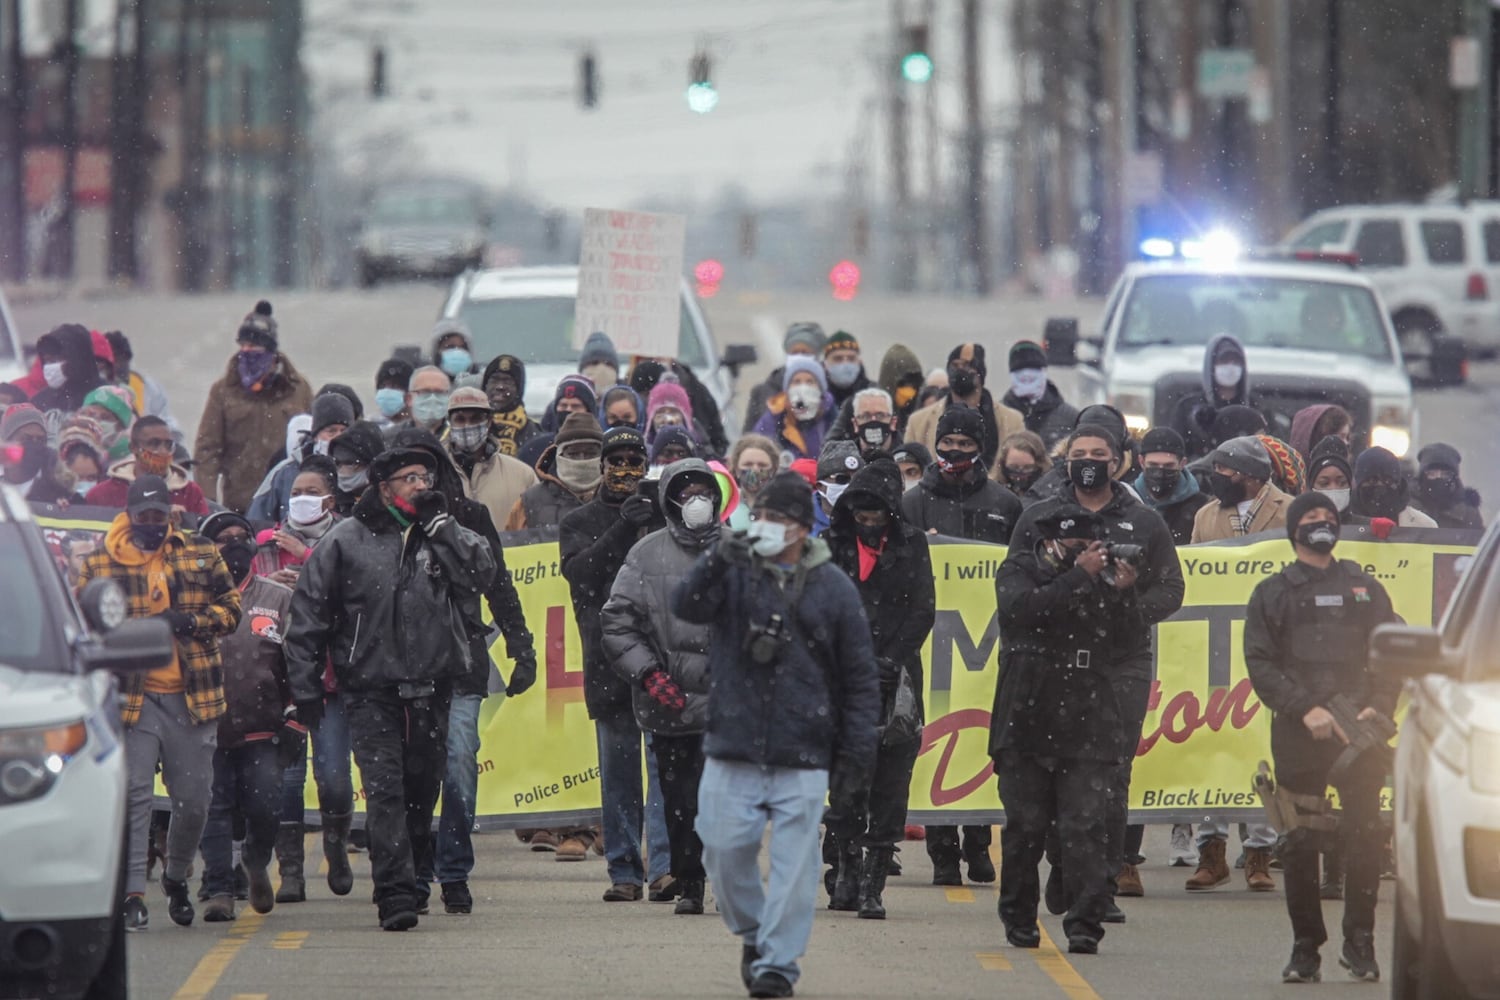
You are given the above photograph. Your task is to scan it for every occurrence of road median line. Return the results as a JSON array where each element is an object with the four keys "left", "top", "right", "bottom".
[
  {"left": 170, "top": 909, "right": 265, "bottom": 1000},
  {"left": 1035, "top": 926, "right": 1104, "bottom": 1000}
]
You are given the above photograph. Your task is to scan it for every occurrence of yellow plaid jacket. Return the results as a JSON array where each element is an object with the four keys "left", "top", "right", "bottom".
[{"left": 77, "top": 516, "right": 242, "bottom": 727}]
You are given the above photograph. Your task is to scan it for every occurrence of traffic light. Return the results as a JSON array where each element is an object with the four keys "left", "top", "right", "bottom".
[
  {"left": 900, "top": 25, "right": 932, "bottom": 83},
  {"left": 687, "top": 51, "right": 718, "bottom": 114},
  {"left": 371, "top": 45, "right": 388, "bottom": 99},
  {"left": 694, "top": 258, "right": 724, "bottom": 298},
  {"left": 580, "top": 50, "right": 599, "bottom": 109},
  {"left": 829, "top": 260, "right": 861, "bottom": 301}
]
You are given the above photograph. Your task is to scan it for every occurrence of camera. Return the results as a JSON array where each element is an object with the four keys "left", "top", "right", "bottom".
[
  {"left": 1105, "top": 543, "right": 1144, "bottom": 563},
  {"left": 744, "top": 612, "right": 789, "bottom": 665}
]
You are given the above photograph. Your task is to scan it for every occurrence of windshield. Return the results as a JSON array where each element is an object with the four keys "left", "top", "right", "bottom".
[
  {"left": 369, "top": 192, "right": 477, "bottom": 228},
  {"left": 0, "top": 524, "right": 67, "bottom": 672},
  {"left": 456, "top": 295, "right": 709, "bottom": 369},
  {"left": 1117, "top": 274, "right": 1393, "bottom": 361}
]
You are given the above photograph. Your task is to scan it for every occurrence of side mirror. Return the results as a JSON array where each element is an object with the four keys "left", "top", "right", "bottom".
[
  {"left": 80, "top": 617, "right": 176, "bottom": 674},
  {"left": 1370, "top": 623, "right": 1455, "bottom": 680},
  {"left": 1043, "top": 318, "right": 1079, "bottom": 367},
  {"left": 720, "top": 343, "right": 758, "bottom": 375}
]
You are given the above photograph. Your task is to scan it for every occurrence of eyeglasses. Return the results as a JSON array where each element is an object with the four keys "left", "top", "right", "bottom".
[
  {"left": 606, "top": 453, "right": 646, "bottom": 468},
  {"left": 394, "top": 472, "right": 434, "bottom": 488},
  {"left": 855, "top": 412, "right": 893, "bottom": 424}
]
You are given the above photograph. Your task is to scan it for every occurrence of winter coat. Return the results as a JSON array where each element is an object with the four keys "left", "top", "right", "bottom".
[
  {"left": 1289, "top": 403, "right": 1338, "bottom": 462},
  {"left": 877, "top": 344, "right": 924, "bottom": 427},
  {"left": 30, "top": 324, "right": 104, "bottom": 415},
  {"left": 752, "top": 391, "right": 836, "bottom": 465},
  {"left": 742, "top": 367, "right": 787, "bottom": 435},
  {"left": 284, "top": 487, "right": 495, "bottom": 702},
  {"left": 827, "top": 366, "right": 874, "bottom": 414},
  {"left": 1008, "top": 483, "right": 1185, "bottom": 669},
  {"left": 904, "top": 389, "right": 1025, "bottom": 471},
  {"left": 560, "top": 491, "right": 656, "bottom": 719},
  {"left": 504, "top": 442, "right": 595, "bottom": 530},
  {"left": 826, "top": 461, "right": 936, "bottom": 720},
  {"left": 1001, "top": 382, "right": 1079, "bottom": 451},
  {"left": 86, "top": 457, "right": 209, "bottom": 516},
  {"left": 452, "top": 491, "right": 534, "bottom": 698},
  {"left": 1131, "top": 468, "right": 1210, "bottom": 545},
  {"left": 673, "top": 535, "right": 882, "bottom": 774},
  {"left": 455, "top": 441, "right": 537, "bottom": 535},
  {"left": 1190, "top": 481, "right": 1294, "bottom": 543},
  {"left": 600, "top": 460, "right": 720, "bottom": 735},
  {"left": 217, "top": 576, "right": 294, "bottom": 748},
  {"left": 901, "top": 464, "right": 1022, "bottom": 544},
  {"left": 1171, "top": 333, "right": 1252, "bottom": 460},
  {"left": 1411, "top": 489, "right": 1485, "bottom": 530},
  {"left": 194, "top": 353, "right": 314, "bottom": 514}
]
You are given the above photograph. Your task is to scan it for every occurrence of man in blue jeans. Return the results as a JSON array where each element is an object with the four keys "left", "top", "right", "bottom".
[{"left": 675, "top": 472, "right": 880, "bottom": 998}]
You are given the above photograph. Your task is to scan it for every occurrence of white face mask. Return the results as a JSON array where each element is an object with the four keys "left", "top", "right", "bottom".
[
  {"left": 787, "top": 384, "right": 822, "bottom": 417},
  {"left": 312, "top": 438, "right": 331, "bottom": 456},
  {"left": 679, "top": 494, "right": 716, "bottom": 529},
  {"left": 820, "top": 480, "right": 848, "bottom": 507},
  {"left": 1213, "top": 363, "right": 1243, "bottom": 389},
  {"left": 902, "top": 477, "right": 919, "bottom": 493},
  {"left": 1318, "top": 487, "right": 1351, "bottom": 512},
  {"left": 43, "top": 362, "right": 66, "bottom": 389},
  {"left": 746, "top": 519, "right": 790, "bottom": 557},
  {"left": 287, "top": 494, "right": 329, "bottom": 526},
  {"left": 1009, "top": 367, "right": 1047, "bottom": 401},
  {"left": 556, "top": 455, "right": 603, "bottom": 494}
]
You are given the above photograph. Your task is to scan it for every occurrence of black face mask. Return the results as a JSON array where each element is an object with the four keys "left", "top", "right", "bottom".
[
  {"left": 936, "top": 447, "right": 978, "bottom": 475},
  {"left": 219, "top": 539, "right": 256, "bottom": 582},
  {"left": 855, "top": 522, "right": 888, "bottom": 549},
  {"left": 1416, "top": 477, "right": 1460, "bottom": 507},
  {"left": 1004, "top": 466, "right": 1042, "bottom": 493},
  {"left": 1207, "top": 471, "right": 1246, "bottom": 506},
  {"left": 1143, "top": 467, "right": 1181, "bottom": 499},
  {"left": 1068, "top": 458, "right": 1112, "bottom": 492},
  {"left": 1295, "top": 520, "right": 1339, "bottom": 554},
  {"left": 131, "top": 523, "right": 168, "bottom": 551},
  {"left": 1357, "top": 483, "right": 1404, "bottom": 519},
  {"left": 12, "top": 442, "right": 46, "bottom": 479},
  {"left": 859, "top": 423, "right": 892, "bottom": 452},
  {"left": 948, "top": 368, "right": 978, "bottom": 397}
]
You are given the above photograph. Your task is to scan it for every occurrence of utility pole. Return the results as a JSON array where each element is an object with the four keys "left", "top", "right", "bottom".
[
  {"left": 1457, "top": 0, "right": 1493, "bottom": 200},
  {"left": 45, "top": 0, "right": 80, "bottom": 279},
  {"left": 961, "top": 0, "right": 990, "bottom": 295},
  {"left": 888, "top": 0, "right": 914, "bottom": 292},
  {"left": 1318, "top": 0, "right": 1340, "bottom": 209},
  {"left": 1, "top": 0, "right": 26, "bottom": 280},
  {"left": 109, "top": 0, "right": 150, "bottom": 283}
]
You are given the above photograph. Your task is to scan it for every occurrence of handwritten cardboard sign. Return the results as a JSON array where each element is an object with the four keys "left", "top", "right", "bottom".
[{"left": 575, "top": 208, "right": 686, "bottom": 359}]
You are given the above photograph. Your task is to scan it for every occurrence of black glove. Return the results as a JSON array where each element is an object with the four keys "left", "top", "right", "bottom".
[
  {"left": 158, "top": 609, "right": 196, "bottom": 637},
  {"left": 718, "top": 529, "right": 753, "bottom": 566},
  {"left": 876, "top": 656, "right": 901, "bottom": 690},
  {"left": 294, "top": 698, "right": 325, "bottom": 732},
  {"left": 506, "top": 649, "right": 538, "bottom": 697},
  {"left": 411, "top": 490, "right": 449, "bottom": 531},
  {"left": 620, "top": 493, "right": 656, "bottom": 527},
  {"left": 828, "top": 756, "right": 870, "bottom": 814},
  {"left": 275, "top": 722, "right": 307, "bottom": 770}
]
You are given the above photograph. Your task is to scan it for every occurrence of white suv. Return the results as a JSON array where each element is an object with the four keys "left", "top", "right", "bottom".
[
  {"left": 1283, "top": 203, "right": 1500, "bottom": 376},
  {"left": 1374, "top": 523, "right": 1500, "bottom": 1000},
  {"left": 0, "top": 486, "right": 173, "bottom": 1000}
]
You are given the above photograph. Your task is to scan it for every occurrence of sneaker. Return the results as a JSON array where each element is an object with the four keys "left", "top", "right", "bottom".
[
  {"left": 1101, "top": 900, "right": 1126, "bottom": 924},
  {"left": 601, "top": 882, "right": 642, "bottom": 902},
  {"left": 1339, "top": 937, "right": 1379, "bottom": 982},
  {"left": 1169, "top": 824, "right": 1196, "bottom": 867},
  {"left": 648, "top": 874, "right": 680, "bottom": 902},
  {"left": 123, "top": 895, "right": 149, "bottom": 932},
  {"left": 202, "top": 893, "right": 236, "bottom": 922},
  {"left": 555, "top": 835, "right": 590, "bottom": 861},
  {"left": 748, "top": 970, "right": 795, "bottom": 998},
  {"left": 379, "top": 897, "right": 419, "bottom": 931},
  {"left": 1282, "top": 944, "right": 1321, "bottom": 983},
  {"left": 161, "top": 876, "right": 195, "bottom": 927},
  {"left": 442, "top": 880, "right": 474, "bottom": 914},
  {"left": 1116, "top": 863, "right": 1144, "bottom": 898}
]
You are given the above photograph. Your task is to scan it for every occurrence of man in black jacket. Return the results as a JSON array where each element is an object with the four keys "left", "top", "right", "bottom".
[
  {"left": 1410, "top": 443, "right": 1485, "bottom": 530},
  {"left": 285, "top": 446, "right": 495, "bottom": 931},
  {"left": 558, "top": 426, "right": 674, "bottom": 902},
  {"left": 1000, "top": 340, "right": 1078, "bottom": 451},
  {"left": 675, "top": 472, "right": 880, "bottom": 999},
  {"left": 1132, "top": 427, "right": 1209, "bottom": 544},
  {"left": 992, "top": 504, "right": 1129, "bottom": 954},
  {"left": 389, "top": 428, "right": 536, "bottom": 917},
  {"left": 825, "top": 459, "right": 935, "bottom": 920},
  {"left": 1010, "top": 424, "right": 1185, "bottom": 922},
  {"left": 1244, "top": 492, "right": 1399, "bottom": 984}
]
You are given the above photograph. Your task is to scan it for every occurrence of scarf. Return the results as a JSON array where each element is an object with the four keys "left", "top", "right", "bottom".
[{"left": 490, "top": 406, "right": 531, "bottom": 457}]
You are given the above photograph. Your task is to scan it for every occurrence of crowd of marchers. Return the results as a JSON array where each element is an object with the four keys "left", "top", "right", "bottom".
[{"left": 0, "top": 305, "right": 1482, "bottom": 997}]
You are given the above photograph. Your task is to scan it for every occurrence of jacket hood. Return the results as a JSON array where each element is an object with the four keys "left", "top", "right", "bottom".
[
  {"left": 1132, "top": 465, "right": 1200, "bottom": 509},
  {"left": 46, "top": 324, "right": 104, "bottom": 394},
  {"left": 1289, "top": 404, "right": 1337, "bottom": 460},
  {"left": 877, "top": 344, "right": 923, "bottom": 397},
  {"left": 657, "top": 457, "right": 721, "bottom": 509},
  {"left": 834, "top": 458, "right": 904, "bottom": 518},
  {"left": 1200, "top": 333, "right": 1248, "bottom": 405},
  {"left": 103, "top": 511, "right": 184, "bottom": 566},
  {"left": 330, "top": 420, "right": 387, "bottom": 467},
  {"left": 430, "top": 318, "right": 474, "bottom": 364},
  {"left": 658, "top": 457, "right": 721, "bottom": 547},
  {"left": 105, "top": 456, "right": 192, "bottom": 492},
  {"left": 598, "top": 384, "right": 645, "bottom": 430}
]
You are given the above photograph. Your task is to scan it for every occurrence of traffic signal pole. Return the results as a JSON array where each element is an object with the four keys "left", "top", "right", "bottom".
[{"left": 1458, "top": 0, "right": 1493, "bottom": 200}]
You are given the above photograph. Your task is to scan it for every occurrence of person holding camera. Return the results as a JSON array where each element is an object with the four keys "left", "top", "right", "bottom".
[
  {"left": 1007, "top": 423, "right": 1184, "bottom": 919},
  {"left": 284, "top": 446, "right": 495, "bottom": 932},
  {"left": 674, "top": 471, "right": 880, "bottom": 999},
  {"left": 1244, "top": 492, "right": 1399, "bottom": 984}
]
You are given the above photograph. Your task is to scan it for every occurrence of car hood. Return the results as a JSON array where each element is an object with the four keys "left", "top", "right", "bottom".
[
  {"left": 1109, "top": 345, "right": 1410, "bottom": 397},
  {"left": 0, "top": 664, "right": 93, "bottom": 730}
]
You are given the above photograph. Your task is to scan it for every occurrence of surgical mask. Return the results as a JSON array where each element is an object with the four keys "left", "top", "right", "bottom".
[
  {"left": 1318, "top": 487, "right": 1351, "bottom": 512},
  {"left": 440, "top": 348, "right": 472, "bottom": 377},
  {"left": 736, "top": 467, "right": 770, "bottom": 496},
  {"left": 219, "top": 539, "right": 256, "bottom": 582},
  {"left": 43, "top": 361, "right": 66, "bottom": 389},
  {"left": 937, "top": 448, "right": 977, "bottom": 475},
  {"left": 557, "top": 455, "right": 603, "bottom": 494},
  {"left": 948, "top": 368, "right": 977, "bottom": 397},
  {"left": 1207, "top": 471, "right": 1245, "bottom": 506},
  {"left": 287, "top": 494, "right": 329, "bottom": 526},
  {"left": 74, "top": 479, "right": 95, "bottom": 497},
  {"left": 679, "top": 495, "right": 715, "bottom": 529},
  {"left": 746, "top": 519, "right": 789, "bottom": 557},
  {"left": 337, "top": 469, "right": 368, "bottom": 494},
  {"left": 1068, "top": 458, "right": 1112, "bottom": 491},
  {"left": 582, "top": 362, "right": 617, "bottom": 393},
  {"left": 1213, "top": 363, "right": 1244, "bottom": 389},
  {"left": 1009, "top": 367, "right": 1047, "bottom": 401},
  {"left": 820, "top": 481, "right": 848, "bottom": 507},
  {"left": 1142, "top": 467, "right": 1181, "bottom": 499},
  {"left": 1295, "top": 520, "right": 1339, "bottom": 554},
  {"left": 130, "top": 523, "right": 168, "bottom": 551},
  {"left": 787, "top": 384, "right": 822, "bottom": 417},
  {"left": 859, "top": 422, "right": 892, "bottom": 451},
  {"left": 449, "top": 423, "right": 488, "bottom": 454},
  {"left": 375, "top": 388, "right": 406, "bottom": 418},
  {"left": 411, "top": 394, "right": 450, "bottom": 427},
  {"left": 826, "top": 361, "right": 861, "bottom": 389}
]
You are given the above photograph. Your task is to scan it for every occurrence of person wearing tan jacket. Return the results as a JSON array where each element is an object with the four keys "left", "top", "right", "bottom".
[
  {"left": 443, "top": 386, "right": 537, "bottom": 532},
  {"left": 904, "top": 343, "right": 1024, "bottom": 471}
]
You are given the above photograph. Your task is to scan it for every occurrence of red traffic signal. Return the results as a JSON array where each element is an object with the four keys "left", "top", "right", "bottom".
[
  {"left": 829, "top": 260, "right": 861, "bottom": 300},
  {"left": 695, "top": 258, "right": 724, "bottom": 298}
]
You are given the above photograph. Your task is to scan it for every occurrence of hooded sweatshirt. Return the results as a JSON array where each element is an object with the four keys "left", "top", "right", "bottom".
[
  {"left": 1173, "top": 333, "right": 1250, "bottom": 459},
  {"left": 30, "top": 324, "right": 104, "bottom": 414},
  {"left": 86, "top": 456, "right": 209, "bottom": 515},
  {"left": 1289, "top": 403, "right": 1338, "bottom": 462}
]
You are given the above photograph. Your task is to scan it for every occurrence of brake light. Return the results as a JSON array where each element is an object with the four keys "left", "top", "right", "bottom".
[
  {"left": 1292, "top": 250, "right": 1361, "bottom": 267},
  {"left": 1467, "top": 272, "right": 1489, "bottom": 301},
  {"left": 0, "top": 444, "right": 20, "bottom": 465}
]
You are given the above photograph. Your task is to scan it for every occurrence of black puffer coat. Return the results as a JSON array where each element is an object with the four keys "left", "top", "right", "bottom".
[{"left": 901, "top": 463, "right": 1021, "bottom": 544}]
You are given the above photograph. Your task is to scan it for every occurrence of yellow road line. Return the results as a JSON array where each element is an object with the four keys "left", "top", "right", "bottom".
[
  {"left": 1035, "top": 925, "right": 1104, "bottom": 1000},
  {"left": 944, "top": 886, "right": 976, "bottom": 903},
  {"left": 273, "top": 930, "right": 310, "bottom": 950},
  {"left": 171, "top": 911, "right": 265, "bottom": 1000},
  {"left": 230, "top": 995, "right": 269, "bottom": 999},
  {"left": 976, "top": 951, "right": 1014, "bottom": 971}
]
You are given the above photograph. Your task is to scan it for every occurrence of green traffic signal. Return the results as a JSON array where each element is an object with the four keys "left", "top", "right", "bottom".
[{"left": 901, "top": 50, "right": 933, "bottom": 84}]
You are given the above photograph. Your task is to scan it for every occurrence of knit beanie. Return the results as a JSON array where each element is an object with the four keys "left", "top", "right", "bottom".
[
  {"left": 554, "top": 410, "right": 605, "bottom": 448},
  {"left": 1286, "top": 491, "right": 1340, "bottom": 541},
  {"left": 782, "top": 355, "right": 828, "bottom": 392},
  {"left": 935, "top": 404, "right": 985, "bottom": 445},
  {"left": 553, "top": 374, "right": 599, "bottom": 415},
  {"left": 754, "top": 470, "right": 815, "bottom": 527},
  {"left": 1008, "top": 340, "right": 1047, "bottom": 372},
  {"left": 82, "top": 386, "right": 135, "bottom": 430},
  {"left": 237, "top": 300, "right": 278, "bottom": 351}
]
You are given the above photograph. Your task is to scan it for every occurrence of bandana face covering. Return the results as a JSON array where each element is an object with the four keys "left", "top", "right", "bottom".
[{"left": 237, "top": 350, "right": 276, "bottom": 391}]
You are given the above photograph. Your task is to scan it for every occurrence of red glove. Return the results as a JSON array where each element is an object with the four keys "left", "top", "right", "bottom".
[
  {"left": 642, "top": 669, "right": 686, "bottom": 711},
  {"left": 1370, "top": 517, "right": 1396, "bottom": 540}
]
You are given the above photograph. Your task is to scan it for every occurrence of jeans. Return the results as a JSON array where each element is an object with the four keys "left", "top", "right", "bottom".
[
  {"left": 345, "top": 687, "right": 450, "bottom": 909},
  {"left": 431, "top": 693, "right": 484, "bottom": 886},
  {"left": 1198, "top": 819, "right": 1277, "bottom": 849},
  {"left": 201, "top": 741, "right": 282, "bottom": 897},
  {"left": 279, "top": 690, "right": 353, "bottom": 822},
  {"left": 124, "top": 692, "right": 218, "bottom": 896},
  {"left": 653, "top": 732, "right": 706, "bottom": 883},
  {"left": 697, "top": 758, "right": 827, "bottom": 986},
  {"left": 594, "top": 711, "right": 671, "bottom": 885}
]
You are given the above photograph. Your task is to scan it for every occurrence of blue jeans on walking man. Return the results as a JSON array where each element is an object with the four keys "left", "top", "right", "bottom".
[
  {"left": 595, "top": 709, "right": 671, "bottom": 887},
  {"left": 202, "top": 741, "right": 283, "bottom": 899}
]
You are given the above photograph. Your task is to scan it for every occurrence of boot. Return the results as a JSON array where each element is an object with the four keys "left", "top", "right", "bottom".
[
  {"left": 829, "top": 838, "right": 862, "bottom": 911},
  {"left": 857, "top": 848, "right": 891, "bottom": 920},
  {"left": 1185, "top": 837, "right": 1230, "bottom": 891},
  {"left": 1116, "top": 863, "right": 1144, "bottom": 898},
  {"left": 274, "top": 823, "right": 306, "bottom": 903},
  {"left": 1244, "top": 847, "right": 1276, "bottom": 892},
  {"left": 673, "top": 880, "right": 705, "bottom": 915},
  {"left": 323, "top": 812, "right": 354, "bottom": 896}
]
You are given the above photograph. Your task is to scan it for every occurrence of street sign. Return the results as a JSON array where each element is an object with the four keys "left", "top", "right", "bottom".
[
  {"left": 575, "top": 208, "right": 686, "bottom": 358},
  {"left": 1451, "top": 36, "right": 1482, "bottom": 90},
  {"left": 1196, "top": 48, "right": 1255, "bottom": 99}
]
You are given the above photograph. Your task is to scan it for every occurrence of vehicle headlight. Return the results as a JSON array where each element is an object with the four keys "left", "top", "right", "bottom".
[
  {"left": 1370, "top": 404, "right": 1412, "bottom": 458},
  {"left": 1470, "top": 729, "right": 1500, "bottom": 796},
  {"left": 1111, "top": 391, "right": 1153, "bottom": 437},
  {"left": 0, "top": 720, "right": 86, "bottom": 804}
]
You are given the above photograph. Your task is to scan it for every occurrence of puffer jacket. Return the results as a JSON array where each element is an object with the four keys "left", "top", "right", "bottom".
[
  {"left": 29, "top": 324, "right": 104, "bottom": 414},
  {"left": 218, "top": 576, "right": 295, "bottom": 748},
  {"left": 505, "top": 441, "right": 595, "bottom": 530},
  {"left": 284, "top": 487, "right": 495, "bottom": 701},
  {"left": 194, "top": 353, "right": 314, "bottom": 514},
  {"left": 901, "top": 462, "right": 1021, "bottom": 544},
  {"left": 599, "top": 459, "right": 720, "bottom": 735}
]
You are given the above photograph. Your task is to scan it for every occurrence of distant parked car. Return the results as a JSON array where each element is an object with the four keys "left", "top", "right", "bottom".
[{"left": 355, "top": 181, "right": 490, "bottom": 288}]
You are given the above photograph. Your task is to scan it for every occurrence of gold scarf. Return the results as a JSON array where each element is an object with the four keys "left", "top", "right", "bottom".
[{"left": 490, "top": 407, "right": 531, "bottom": 456}]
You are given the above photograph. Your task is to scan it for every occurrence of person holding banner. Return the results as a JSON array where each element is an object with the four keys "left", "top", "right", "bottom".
[{"left": 1243, "top": 491, "right": 1399, "bottom": 984}]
